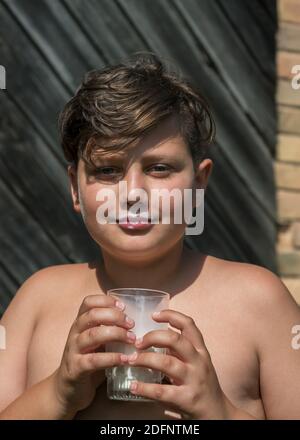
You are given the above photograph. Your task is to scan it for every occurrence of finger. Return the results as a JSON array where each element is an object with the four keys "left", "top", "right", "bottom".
[
  {"left": 75, "top": 351, "right": 127, "bottom": 379},
  {"left": 163, "top": 409, "right": 184, "bottom": 420},
  {"left": 129, "top": 381, "right": 181, "bottom": 407},
  {"left": 127, "top": 351, "right": 186, "bottom": 385},
  {"left": 135, "top": 329, "right": 196, "bottom": 363},
  {"left": 77, "top": 294, "right": 124, "bottom": 317},
  {"left": 76, "top": 307, "right": 134, "bottom": 333},
  {"left": 152, "top": 309, "right": 207, "bottom": 352},
  {"left": 129, "top": 381, "right": 192, "bottom": 418},
  {"left": 76, "top": 325, "right": 136, "bottom": 353}
]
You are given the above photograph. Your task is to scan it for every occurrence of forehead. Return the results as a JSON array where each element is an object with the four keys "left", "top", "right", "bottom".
[{"left": 92, "top": 114, "right": 189, "bottom": 161}]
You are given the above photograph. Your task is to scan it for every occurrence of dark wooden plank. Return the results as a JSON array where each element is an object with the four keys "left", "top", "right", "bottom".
[
  {"left": 184, "top": 140, "right": 276, "bottom": 271},
  {"left": 0, "top": 264, "right": 19, "bottom": 317},
  {"left": 3, "top": 0, "right": 106, "bottom": 91},
  {"left": 199, "top": 147, "right": 276, "bottom": 268},
  {"left": 63, "top": 0, "right": 146, "bottom": 62},
  {"left": 216, "top": 0, "right": 276, "bottom": 83},
  {"left": 0, "top": 178, "right": 66, "bottom": 275},
  {"left": 0, "top": 92, "right": 100, "bottom": 261},
  {"left": 173, "top": 0, "right": 275, "bottom": 148},
  {"left": 260, "top": 0, "right": 277, "bottom": 23},
  {"left": 0, "top": 2, "right": 71, "bottom": 157}
]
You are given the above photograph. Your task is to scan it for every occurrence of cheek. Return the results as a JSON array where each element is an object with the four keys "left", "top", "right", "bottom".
[
  {"left": 78, "top": 185, "right": 101, "bottom": 223},
  {"left": 155, "top": 176, "right": 195, "bottom": 217}
]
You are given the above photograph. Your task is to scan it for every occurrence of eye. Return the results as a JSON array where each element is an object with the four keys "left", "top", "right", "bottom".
[
  {"left": 94, "top": 166, "right": 122, "bottom": 177},
  {"left": 147, "top": 164, "right": 172, "bottom": 175}
]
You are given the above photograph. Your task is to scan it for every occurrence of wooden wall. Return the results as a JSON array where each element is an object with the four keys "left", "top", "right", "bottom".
[{"left": 0, "top": 0, "right": 277, "bottom": 316}]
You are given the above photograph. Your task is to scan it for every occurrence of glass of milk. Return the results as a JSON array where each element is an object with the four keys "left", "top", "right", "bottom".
[{"left": 105, "top": 288, "right": 170, "bottom": 402}]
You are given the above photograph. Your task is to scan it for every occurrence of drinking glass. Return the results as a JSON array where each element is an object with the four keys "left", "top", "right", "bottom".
[{"left": 105, "top": 288, "right": 170, "bottom": 401}]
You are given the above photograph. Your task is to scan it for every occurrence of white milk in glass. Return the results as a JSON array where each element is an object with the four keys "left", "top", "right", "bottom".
[{"left": 105, "top": 288, "right": 170, "bottom": 401}]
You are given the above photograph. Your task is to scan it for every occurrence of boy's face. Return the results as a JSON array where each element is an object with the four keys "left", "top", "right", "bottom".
[{"left": 68, "top": 115, "right": 213, "bottom": 261}]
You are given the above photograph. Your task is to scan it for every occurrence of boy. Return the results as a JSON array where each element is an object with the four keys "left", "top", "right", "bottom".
[{"left": 0, "top": 53, "right": 299, "bottom": 420}]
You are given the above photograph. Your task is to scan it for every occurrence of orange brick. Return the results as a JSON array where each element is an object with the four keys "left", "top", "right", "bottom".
[
  {"left": 281, "top": 277, "right": 300, "bottom": 304},
  {"left": 277, "top": 79, "right": 300, "bottom": 106},
  {"left": 278, "top": 22, "right": 300, "bottom": 52},
  {"left": 279, "top": 0, "right": 300, "bottom": 24},
  {"left": 278, "top": 106, "right": 300, "bottom": 135},
  {"left": 277, "top": 134, "right": 300, "bottom": 163},
  {"left": 277, "top": 223, "right": 294, "bottom": 248},
  {"left": 277, "top": 190, "right": 300, "bottom": 222},
  {"left": 278, "top": 51, "right": 300, "bottom": 79},
  {"left": 277, "top": 250, "right": 300, "bottom": 275},
  {"left": 275, "top": 162, "right": 300, "bottom": 189}
]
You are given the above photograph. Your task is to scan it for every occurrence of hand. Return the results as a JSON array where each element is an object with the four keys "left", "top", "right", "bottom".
[
  {"left": 124, "top": 309, "right": 233, "bottom": 420},
  {"left": 53, "top": 294, "right": 136, "bottom": 415}
]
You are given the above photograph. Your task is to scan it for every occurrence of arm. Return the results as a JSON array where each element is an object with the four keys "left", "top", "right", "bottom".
[
  {"left": 250, "top": 268, "right": 300, "bottom": 419},
  {"left": 0, "top": 370, "right": 76, "bottom": 420},
  {"left": 0, "top": 267, "right": 76, "bottom": 419},
  {"left": 224, "top": 398, "right": 258, "bottom": 420}
]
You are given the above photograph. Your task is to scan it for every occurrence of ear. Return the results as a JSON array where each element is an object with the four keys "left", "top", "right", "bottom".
[
  {"left": 67, "top": 164, "right": 81, "bottom": 214},
  {"left": 194, "top": 158, "right": 213, "bottom": 191}
]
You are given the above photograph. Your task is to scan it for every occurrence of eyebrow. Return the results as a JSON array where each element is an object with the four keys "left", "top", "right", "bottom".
[
  {"left": 141, "top": 153, "right": 173, "bottom": 160},
  {"left": 95, "top": 152, "right": 175, "bottom": 162}
]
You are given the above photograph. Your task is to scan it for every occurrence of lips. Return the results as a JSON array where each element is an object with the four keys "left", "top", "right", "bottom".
[
  {"left": 117, "top": 218, "right": 150, "bottom": 224},
  {"left": 117, "top": 217, "right": 153, "bottom": 230}
]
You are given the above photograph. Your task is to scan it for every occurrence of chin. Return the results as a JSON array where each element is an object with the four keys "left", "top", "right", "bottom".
[
  {"left": 90, "top": 223, "right": 185, "bottom": 257},
  {"left": 94, "top": 233, "right": 162, "bottom": 257},
  {"left": 105, "top": 238, "right": 163, "bottom": 256}
]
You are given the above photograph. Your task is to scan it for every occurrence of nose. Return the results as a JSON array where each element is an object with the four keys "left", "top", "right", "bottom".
[{"left": 120, "top": 165, "right": 148, "bottom": 209}]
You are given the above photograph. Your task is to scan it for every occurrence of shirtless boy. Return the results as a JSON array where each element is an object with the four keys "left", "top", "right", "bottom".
[{"left": 0, "top": 53, "right": 299, "bottom": 420}]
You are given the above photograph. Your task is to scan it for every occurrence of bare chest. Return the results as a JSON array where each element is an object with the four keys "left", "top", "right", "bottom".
[{"left": 26, "top": 292, "right": 264, "bottom": 419}]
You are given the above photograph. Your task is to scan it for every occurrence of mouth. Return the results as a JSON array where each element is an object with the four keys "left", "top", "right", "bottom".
[
  {"left": 117, "top": 217, "right": 150, "bottom": 223},
  {"left": 117, "top": 217, "right": 153, "bottom": 230}
]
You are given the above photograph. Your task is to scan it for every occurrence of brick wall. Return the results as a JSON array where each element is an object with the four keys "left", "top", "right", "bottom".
[{"left": 277, "top": 0, "right": 300, "bottom": 304}]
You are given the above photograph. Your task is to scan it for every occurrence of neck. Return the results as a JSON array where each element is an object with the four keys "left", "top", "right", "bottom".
[{"left": 98, "top": 239, "right": 188, "bottom": 292}]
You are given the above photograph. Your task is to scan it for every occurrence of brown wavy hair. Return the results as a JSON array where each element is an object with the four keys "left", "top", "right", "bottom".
[{"left": 58, "top": 52, "right": 216, "bottom": 170}]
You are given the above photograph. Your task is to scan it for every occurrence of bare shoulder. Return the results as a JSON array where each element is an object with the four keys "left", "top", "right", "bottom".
[
  {"left": 205, "top": 253, "right": 300, "bottom": 320},
  {"left": 30, "top": 262, "right": 91, "bottom": 308},
  {"left": 22, "top": 262, "right": 87, "bottom": 295},
  {"left": 20, "top": 262, "right": 86, "bottom": 287},
  {"left": 204, "top": 255, "right": 300, "bottom": 419},
  {"left": 205, "top": 254, "right": 291, "bottom": 295},
  {"left": 30, "top": 262, "right": 88, "bottom": 287},
  {"left": 1, "top": 263, "right": 88, "bottom": 325}
]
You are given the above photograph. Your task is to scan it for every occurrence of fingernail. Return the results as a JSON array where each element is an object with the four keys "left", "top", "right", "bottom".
[
  {"left": 116, "top": 301, "right": 125, "bottom": 310},
  {"left": 135, "top": 337, "right": 143, "bottom": 346},
  {"left": 120, "top": 354, "right": 128, "bottom": 362},
  {"left": 130, "top": 381, "right": 138, "bottom": 391},
  {"left": 153, "top": 311, "right": 160, "bottom": 318},
  {"left": 126, "top": 316, "right": 134, "bottom": 325},
  {"left": 128, "top": 352, "right": 138, "bottom": 361},
  {"left": 127, "top": 331, "right": 136, "bottom": 341}
]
